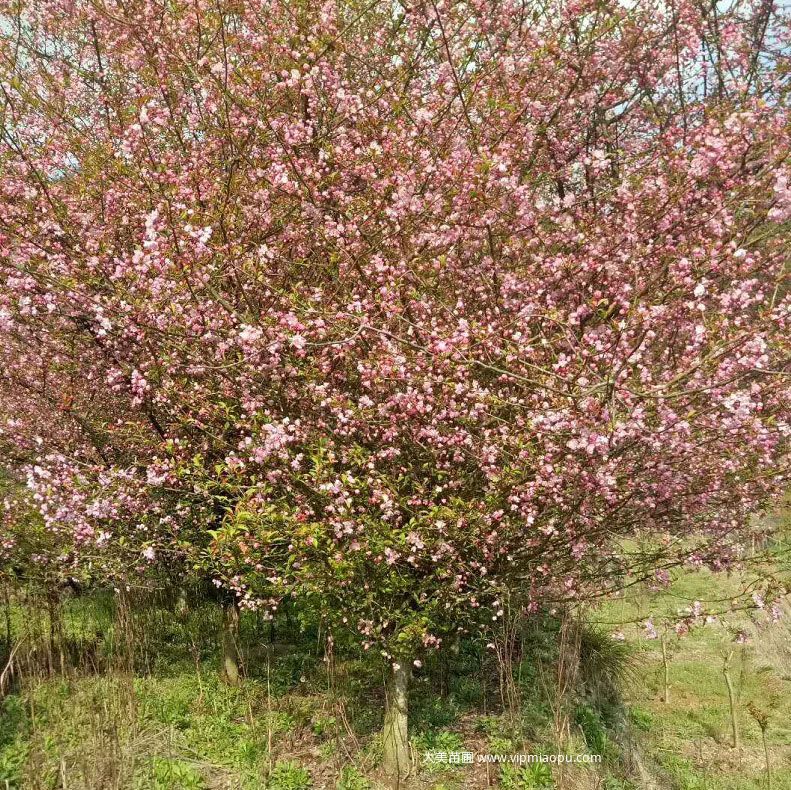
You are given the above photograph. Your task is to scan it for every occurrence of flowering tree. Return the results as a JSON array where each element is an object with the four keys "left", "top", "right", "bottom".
[{"left": 0, "top": 0, "right": 788, "bottom": 777}]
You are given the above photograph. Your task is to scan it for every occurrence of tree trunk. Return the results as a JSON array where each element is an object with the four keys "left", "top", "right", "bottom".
[
  {"left": 221, "top": 600, "right": 241, "bottom": 686},
  {"left": 382, "top": 662, "right": 411, "bottom": 783}
]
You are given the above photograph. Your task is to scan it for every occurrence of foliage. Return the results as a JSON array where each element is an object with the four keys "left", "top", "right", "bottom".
[
  {"left": 500, "top": 761, "right": 554, "bottom": 790},
  {"left": 628, "top": 707, "right": 653, "bottom": 733},
  {"left": 657, "top": 755, "right": 710, "bottom": 790},
  {"left": 577, "top": 627, "right": 639, "bottom": 701},
  {"left": 0, "top": 695, "right": 29, "bottom": 788},
  {"left": 335, "top": 765, "right": 371, "bottom": 790},
  {"left": 140, "top": 758, "right": 206, "bottom": 790},
  {"left": 266, "top": 761, "right": 313, "bottom": 790},
  {"left": 574, "top": 704, "right": 608, "bottom": 756}
]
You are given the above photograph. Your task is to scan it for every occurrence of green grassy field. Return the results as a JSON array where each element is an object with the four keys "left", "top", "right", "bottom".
[{"left": 592, "top": 564, "right": 791, "bottom": 790}]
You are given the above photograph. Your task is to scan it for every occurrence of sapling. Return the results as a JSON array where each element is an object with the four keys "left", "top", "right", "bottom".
[
  {"left": 747, "top": 702, "right": 772, "bottom": 790},
  {"left": 722, "top": 651, "right": 740, "bottom": 751}
]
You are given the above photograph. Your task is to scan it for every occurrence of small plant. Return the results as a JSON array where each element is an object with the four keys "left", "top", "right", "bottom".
[
  {"left": 279, "top": 697, "right": 319, "bottom": 729},
  {"left": 336, "top": 765, "right": 371, "bottom": 790},
  {"left": 267, "top": 760, "right": 313, "bottom": 790},
  {"left": 0, "top": 740, "right": 27, "bottom": 788},
  {"left": 628, "top": 706, "right": 652, "bottom": 732},
  {"left": 659, "top": 755, "right": 709, "bottom": 790},
  {"left": 312, "top": 714, "right": 338, "bottom": 738},
  {"left": 145, "top": 757, "right": 206, "bottom": 790},
  {"left": 500, "top": 761, "right": 554, "bottom": 789},
  {"left": 747, "top": 702, "right": 772, "bottom": 790},
  {"left": 413, "top": 729, "right": 466, "bottom": 774},
  {"left": 473, "top": 715, "right": 507, "bottom": 736},
  {"left": 574, "top": 704, "right": 608, "bottom": 755},
  {"left": 264, "top": 710, "right": 298, "bottom": 735},
  {"left": 578, "top": 627, "right": 639, "bottom": 698},
  {"left": 412, "top": 695, "right": 460, "bottom": 730},
  {"left": 0, "top": 695, "right": 28, "bottom": 788},
  {"left": 488, "top": 735, "right": 516, "bottom": 754}
]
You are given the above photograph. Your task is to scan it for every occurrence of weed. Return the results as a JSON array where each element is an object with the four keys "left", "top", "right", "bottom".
[
  {"left": 0, "top": 739, "right": 27, "bottom": 788},
  {"left": 311, "top": 713, "right": 338, "bottom": 738},
  {"left": 336, "top": 764, "right": 371, "bottom": 790},
  {"left": 574, "top": 704, "right": 608, "bottom": 755},
  {"left": 628, "top": 706, "right": 652, "bottom": 732},
  {"left": 500, "top": 761, "right": 554, "bottom": 789},
  {"left": 267, "top": 760, "right": 313, "bottom": 790},
  {"left": 413, "top": 730, "right": 466, "bottom": 774},
  {"left": 658, "top": 754, "right": 709, "bottom": 790},
  {"left": 139, "top": 757, "right": 206, "bottom": 790}
]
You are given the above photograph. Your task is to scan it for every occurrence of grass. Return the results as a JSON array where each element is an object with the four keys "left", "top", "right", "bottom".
[{"left": 591, "top": 542, "right": 791, "bottom": 790}]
